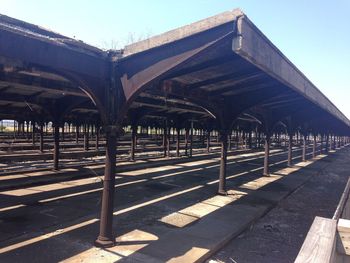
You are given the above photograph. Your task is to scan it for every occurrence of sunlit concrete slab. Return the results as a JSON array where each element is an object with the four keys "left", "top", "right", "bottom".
[{"left": 23, "top": 149, "right": 338, "bottom": 263}]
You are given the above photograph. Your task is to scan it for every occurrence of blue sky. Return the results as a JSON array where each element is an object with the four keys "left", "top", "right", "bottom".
[{"left": 1, "top": 0, "right": 350, "bottom": 118}]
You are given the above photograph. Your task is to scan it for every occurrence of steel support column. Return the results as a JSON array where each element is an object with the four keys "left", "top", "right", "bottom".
[
  {"left": 329, "top": 135, "right": 333, "bottom": 151},
  {"left": 84, "top": 124, "right": 89, "bottom": 151},
  {"left": 313, "top": 134, "right": 316, "bottom": 158},
  {"left": 95, "top": 125, "right": 100, "bottom": 150},
  {"left": 206, "top": 130, "right": 210, "bottom": 153},
  {"left": 302, "top": 133, "right": 307, "bottom": 162},
  {"left": 325, "top": 134, "right": 329, "bottom": 153},
  {"left": 163, "top": 123, "right": 167, "bottom": 157},
  {"left": 32, "top": 121, "right": 35, "bottom": 145},
  {"left": 130, "top": 125, "right": 136, "bottom": 161},
  {"left": 248, "top": 130, "right": 252, "bottom": 149},
  {"left": 53, "top": 123, "right": 60, "bottom": 171},
  {"left": 39, "top": 123, "right": 44, "bottom": 153},
  {"left": 75, "top": 124, "right": 79, "bottom": 144},
  {"left": 176, "top": 127, "right": 180, "bottom": 157},
  {"left": 189, "top": 121, "right": 193, "bottom": 157},
  {"left": 263, "top": 133, "right": 271, "bottom": 176},
  {"left": 62, "top": 123, "right": 65, "bottom": 142},
  {"left": 185, "top": 128, "right": 189, "bottom": 156},
  {"left": 167, "top": 125, "right": 171, "bottom": 157},
  {"left": 95, "top": 127, "right": 117, "bottom": 248},
  {"left": 288, "top": 132, "right": 293, "bottom": 167},
  {"left": 26, "top": 121, "right": 29, "bottom": 140},
  {"left": 218, "top": 130, "right": 228, "bottom": 195}
]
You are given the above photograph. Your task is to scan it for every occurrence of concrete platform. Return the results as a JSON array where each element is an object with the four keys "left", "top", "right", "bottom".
[{"left": 0, "top": 143, "right": 341, "bottom": 262}]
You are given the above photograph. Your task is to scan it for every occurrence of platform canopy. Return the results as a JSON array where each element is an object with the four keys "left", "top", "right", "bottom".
[
  {"left": 1, "top": 8, "right": 349, "bottom": 249},
  {"left": 0, "top": 8, "right": 349, "bottom": 133}
]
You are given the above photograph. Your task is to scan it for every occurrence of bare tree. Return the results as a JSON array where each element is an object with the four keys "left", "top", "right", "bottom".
[{"left": 101, "top": 29, "right": 153, "bottom": 50}]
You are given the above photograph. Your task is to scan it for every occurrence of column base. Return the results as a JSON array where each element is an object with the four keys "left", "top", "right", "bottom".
[
  {"left": 217, "top": 190, "right": 227, "bottom": 196},
  {"left": 94, "top": 236, "right": 115, "bottom": 248}
]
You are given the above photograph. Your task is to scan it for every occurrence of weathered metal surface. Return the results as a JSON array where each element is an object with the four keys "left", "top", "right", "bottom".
[{"left": 233, "top": 14, "right": 350, "bottom": 126}]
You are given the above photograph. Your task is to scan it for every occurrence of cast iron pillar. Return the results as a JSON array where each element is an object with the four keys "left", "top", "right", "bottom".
[
  {"left": 325, "top": 134, "right": 329, "bottom": 153},
  {"left": 26, "top": 121, "right": 29, "bottom": 140},
  {"left": 39, "top": 122, "right": 44, "bottom": 153},
  {"left": 263, "top": 133, "right": 271, "bottom": 176},
  {"left": 189, "top": 121, "right": 193, "bottom": 157},
  {"left": 176, "top": 127, "right": 180, "bottom": 157},
  {"left": 163, "top": 122, "right": 167, "bottom": 157},
  {"left": 95, "top": 125, "right": 100, "bottom": 150},
  {"left": 248, "top": 130, "right": 252, "bottom": 149},
  {"left": 32, "top": 121, "right": 36, "bottom": 145},
  {"left": 62, "top": 123, "right": 65, "bottom": 142},
  {"left": 130, "top": 125, "right": 136, "bottom": 161},
  {"left": 84, "top": 124, "right": 89, "bottom": 151},
  {"left": 312, "top": 134, "right": 316, "bottom": 158},
  {"left": 288, "top": 132, "right": 293, "bottom": 167},
  {"left": 95, "top": 126, "right": 117, "bottom": 248},
  {"left": 334, "top": 135, "right": 337, "bottom": 149},
  {"left": 167, "top": 125, "right": 171, "bottom": 157},
  {"left": 329, "top": 135, "right": 333, "bottom": 151},
  {"left": 206, "top": 129, "right": 210, "bottom": 153},
  {"left": 53, "top": 122, "right": 60, "bottom": 171},
  {"left": 218, "top": 129, "right": 228, "bottom": 195},
  {"left": 184, "top": 128, "right": 189, "bottom": 156},
  {"left": 302, "top": 133, "right": 307, "bottom": 162},
  {"left": 75, "top": 124, "right": 79, "bottom": 144}
]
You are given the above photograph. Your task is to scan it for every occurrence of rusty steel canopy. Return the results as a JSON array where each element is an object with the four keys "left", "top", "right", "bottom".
[{"left": 0, "top": 9, "right": 348, "bottom": 134}]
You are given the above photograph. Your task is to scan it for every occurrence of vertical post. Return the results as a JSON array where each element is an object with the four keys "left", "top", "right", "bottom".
[
  {"left": 53, "top": 122, "right": 60, "bottom": 171},
  {"left": 167, "top": 125, "right": 171, "bottom": 157},
  {"left": 84, "top": 123, "right": 89, "bottom": 151},
  {"left": 62, "top": 123, "right": 65, "bottom": 142},
  {"left": 172, "top": 127, "right": 175, "bottom": 143},
  {"left": 218, "top": 130, "right": 228, "bottom": 195},
  {"left": 75, "top": 124, "right": 79, "bottom": 144},
  {"left": 288, "top": 132, "right": 293, "bottom": 167},
  {"left": 22, "top": 121, "right": 25, "bottom": 137},
  {"left": 329, "top": 135, "right": 333, "bottom": 151},
  {"left": 39, "top": 122, "right": 44, "bottom": 153},
  {"left": 302, "top": 133, "right": 307, "bottom": 162},
  {"left": 68, "top": 123, "right": 72, "bottom": 136},
  {"left": 206, "top": 129, "right": 210, "bottom": 153},
  {"left": 95, "top": 128, "right": 117, "bottom": 248},
  {"left": 32, "top": 121, "right": 35, "bottom": 145},
  {"left": 325, "top": 134, "right": 329, "bottom": 153},
  {"left": 185, "top": 128, "right": 189, "bottom": 156},
  {"left": 26, "top": 121, "right": 29, "bottom": 140},
  {"left": 13, "top": 120, "right": 16, "bottom": 138},
  {"left": 334, "top": 135, "right": 337, "bottom": 149},
  {"left": 296, "top": 132, "right": 299, "bottom": 146},
  {"left": 130, "top": 125, "right": 136, "bottom": 161},
  {"left": 163, "top": 122, "right": 167, "bottom": 157},
  {"left": 176, "top": 127, "right": 180, "bottom": 157},
  {"left": 263, "top": 133, "right": 271, "bottom": 176},
  {"left": 95, "top": 125, "right": 100, "bottom": 150},
  {"left": 248, "top": 130, "right": 252, "bottom": 149},
  {"left": 313, "top": 134, "right": 316, "bottom": 158},
  {"left": 189, "top": 121, "right": 193, "bottom": 157},
  {"left": 228, "top": 132, "right": 231, "bottom": 151}
]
